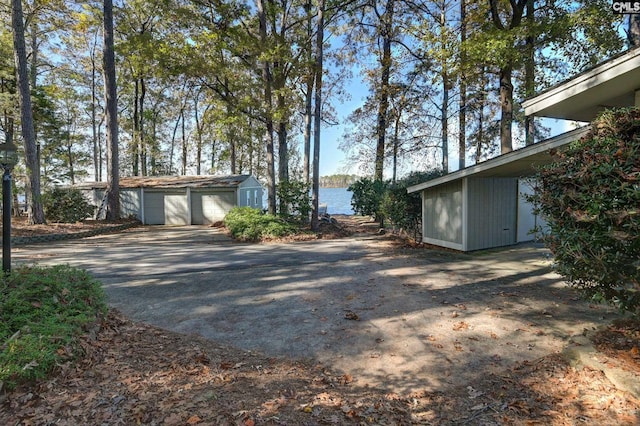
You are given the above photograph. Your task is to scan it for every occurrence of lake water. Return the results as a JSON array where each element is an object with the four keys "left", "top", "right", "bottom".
[
  {"left": 318, "top": 187, "right": 354, "bottom": 215},
  {"left": 262, "top": 187, "right": 354, "bottom": 215}
]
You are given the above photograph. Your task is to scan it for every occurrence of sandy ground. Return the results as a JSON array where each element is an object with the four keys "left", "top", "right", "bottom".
[{"left": 1, "top": 216, "right": 638, "bottom": 424}]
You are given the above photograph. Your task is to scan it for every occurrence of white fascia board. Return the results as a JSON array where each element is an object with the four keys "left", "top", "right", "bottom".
[
  {"left": 407, "top": 126, "right": 590, "bottom": 194},
  {"left": 422, "top": 236, "right": 464, "bottom": 252},
  {"left": 523, "top": 48, "right": 640, "bottom": 117}
]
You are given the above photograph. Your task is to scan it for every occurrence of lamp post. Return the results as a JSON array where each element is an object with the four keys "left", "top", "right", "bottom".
[{"left": 0, "top": 142, "right": 18, "bottom": 273}]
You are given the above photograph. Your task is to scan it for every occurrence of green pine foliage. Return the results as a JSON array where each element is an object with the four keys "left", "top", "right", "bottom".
[
  {"left": 534, "top": 108, "right": 640, "bottom": 315},
  {"left": 0, "top": 266, "right": 107, "bottom": 389}
]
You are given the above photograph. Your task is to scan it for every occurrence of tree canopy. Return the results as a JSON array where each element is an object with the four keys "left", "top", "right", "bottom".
[{"left": 0, "top": 0, "right": 628, "bottom": 218}]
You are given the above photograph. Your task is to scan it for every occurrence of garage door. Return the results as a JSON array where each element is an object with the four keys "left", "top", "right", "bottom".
[
  {"left": 191, "top": 191, "right": 235, "bottom": 224},
  {"left": 143, "top": 192, "right": 165, "bottom": 225},
  {"left": 143, "top": 191, "right": 189, "bottom": 225},
  {"left": 165, "top": 194, "right": 189, "bottom": 225}
]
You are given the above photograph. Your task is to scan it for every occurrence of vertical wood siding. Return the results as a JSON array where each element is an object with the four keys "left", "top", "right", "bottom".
[
  {"left": 120, "top": 189, "right": 140, "bottom": 220},
  {"left": 466, "top": 178, "right": 517, "bottom": 251},
  {"left": 422, "top": 180, "right": 463, "bottom": 244}
]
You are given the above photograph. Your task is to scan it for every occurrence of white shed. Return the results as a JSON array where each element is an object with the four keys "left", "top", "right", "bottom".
[
  {"left": 76, "top": 175, "right": 263, "bottom": 225},
  {"left": 409, "top": 46, "right": 640, "bottom": 252}
]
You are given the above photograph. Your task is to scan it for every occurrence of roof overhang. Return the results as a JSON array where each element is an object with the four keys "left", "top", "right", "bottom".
[
  {"left": 407, "top": 126, "right": 589, "bottom": 194},
  {"left": 73, "top": 175, "right": 253, "bottom": 190},
  {"left": 522, "top": 47, "right": 640, "bottom": 121}
]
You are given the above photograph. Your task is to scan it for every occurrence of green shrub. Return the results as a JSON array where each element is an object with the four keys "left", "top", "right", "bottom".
[
  {"left": 348, "top": 178, "right": 387, "bottom": 219},
  {"left": 380, "top": 171, "right": 443, "bottom": 239},
  {"left": 277, "top": 180, "right": 311, "bottom": 222},
  {"left": 224, "top": 207, "right": 297, "bottom": 241},
  {"left": 0, "top": 265, "right": 107, "bottom": 389},
  {"left": 43, "top": 187, "right": 95, "bottom": 223},
  {"left": 533, "top": 107, "right": 640, "bottom": 315}
]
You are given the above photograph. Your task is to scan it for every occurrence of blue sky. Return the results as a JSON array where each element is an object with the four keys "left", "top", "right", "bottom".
[{"left": 316, "top": 80, "right": 587, "bottom": 178}]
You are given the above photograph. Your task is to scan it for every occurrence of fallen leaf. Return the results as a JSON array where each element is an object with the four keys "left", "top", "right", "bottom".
[
  {"left": 186, "top": 415, "right": 201, "bottom": 424},
  {"left": 340, "top": 374, "right": 353, "bottom": 384},
  {"left": 453, "top": 321, "right": 469, "bottom": 331},
  {"left": 344, "top": 311, "right": 360, "bottom": 321}
]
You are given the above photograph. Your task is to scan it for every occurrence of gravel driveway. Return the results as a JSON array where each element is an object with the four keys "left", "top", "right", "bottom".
[{"left": 14, "top": 225, "right": 617, "bottom": 394}]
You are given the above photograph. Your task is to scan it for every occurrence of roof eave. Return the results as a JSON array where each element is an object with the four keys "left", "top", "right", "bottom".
[
  {"left": 523, "top": 47, "right": 640, "bottom": 121},
  {"left": 407, "top": 126, "right": 590, "bottom": 193}
]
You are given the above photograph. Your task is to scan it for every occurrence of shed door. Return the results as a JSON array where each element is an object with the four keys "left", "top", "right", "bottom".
[
  {"left": 165, "top": 194, "right": 189, "bottom": 225},
  {"left": 202, "top": 192, "right": 235, "bottom": 223},
  {"left": 191, "top": 191, "right": 236, "bottom": 224},
  {"left": 144, "top": 192, "right": 165, "bottom": 225},
  {"left": 143, "top": 191, "right": 189, "bottom": 225}
]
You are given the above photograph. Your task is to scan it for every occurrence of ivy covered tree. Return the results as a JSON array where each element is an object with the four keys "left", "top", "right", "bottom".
[{"left": 534, "top": 108, "right": 640, "bottom": 315}]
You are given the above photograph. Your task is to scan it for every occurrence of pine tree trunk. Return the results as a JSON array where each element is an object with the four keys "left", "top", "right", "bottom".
[
  {"left": 12, "top": 0, "right": 45, "bottom": 224},
  {"left": 303, "top": 0, "right": 314, "bottom": 185},
  {"left": 310, "top": 0, "right": 324, "bottom": 232},
  {"left": 629, "top": 14, "right": 640, "bottom": 46},
  {"left": 458, "top": 0, "right": 467, "bottom": 170},
  {"left": 140, "top": 77, "right": 147, "bottom": 175},
  {"left": 103, "top": 0, "right": 120, "bottom": 221},
  {"left": 375, "top": 0, "right": 394, "bottom": 182},
  {"left": 524, "top": 0, "right": 535, "bottom": 146},
  {"left": 499, "top": 66, "right": 513, "bottom": 154},
  {"left": 257, "top": 0, "right": 276, "bottom": 215}
]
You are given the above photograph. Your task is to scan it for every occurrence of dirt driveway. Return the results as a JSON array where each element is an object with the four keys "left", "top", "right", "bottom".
[{"left": 13, "top": 225, "right": 617, "bottom": 396}]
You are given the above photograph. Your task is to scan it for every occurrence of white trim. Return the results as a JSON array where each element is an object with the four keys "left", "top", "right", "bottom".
[
  {"left": 186, "top": 187, "right": 192, "bottom": 225},
  {"left": 422, "top": 236, "right": 464, "bottom": 251},
  {"left": 522, "top": 47, "right": 640, "bottom": 116},
  {"left": 461, "top": 178, "right": 468, "bottom": 252},
  {"left": 407, "top": 126, "right": 589, "bottom": 194}
]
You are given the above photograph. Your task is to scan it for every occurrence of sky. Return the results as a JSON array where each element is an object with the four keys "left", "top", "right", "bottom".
[
  {"left": 316, "top": 80, "right": 587, "bottom": 179},
  {"left": 317, "top": 77, "right": 368, "bottom": 177}
]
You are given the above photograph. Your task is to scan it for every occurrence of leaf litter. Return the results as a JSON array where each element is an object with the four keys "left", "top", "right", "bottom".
[
  {"left": 1, "top": 311, "right": 638, "bottom": 425},
  {"left": 2, "top": 216, "right": 640, "bottom": 424}
]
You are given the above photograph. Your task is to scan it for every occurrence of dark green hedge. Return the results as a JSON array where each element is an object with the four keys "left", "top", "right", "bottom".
[{"left": 534, "top": 108, "right": 640, "bottom": 314}]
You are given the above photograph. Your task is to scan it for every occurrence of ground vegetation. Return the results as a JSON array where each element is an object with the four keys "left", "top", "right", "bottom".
[{"left": 0, "top": 265, "right": 106, "bottom": 389}]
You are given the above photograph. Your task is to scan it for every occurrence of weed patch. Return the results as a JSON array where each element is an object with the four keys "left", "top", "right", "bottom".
[{"left": 0, "top": 265, "right": 106, "bottom": 389}]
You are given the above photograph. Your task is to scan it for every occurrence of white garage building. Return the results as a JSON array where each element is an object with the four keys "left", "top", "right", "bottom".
[{"left": 76, "top": 175, "right": 263, "bottom": 225}]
